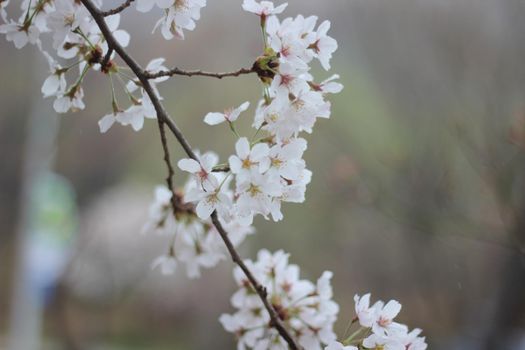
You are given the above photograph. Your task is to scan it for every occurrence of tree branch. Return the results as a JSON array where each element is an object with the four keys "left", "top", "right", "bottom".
[
  {"left": 145, "top": 67, "right": 256, "bottom": 80},
  {"left": 101, "top": 0, "right": 135, "bottom": 17},
  {"left": 78, "top": 1, "right": 301, "bottom": 348}
]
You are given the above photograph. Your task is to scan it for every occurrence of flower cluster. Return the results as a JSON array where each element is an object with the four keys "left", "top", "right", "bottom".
[
  {"left": 0, "top": 0, "right": 134, "bottom": 114},
  {"left": 143, "top": 183, "right": 254, "bottom": 278},
  {"left": 178, "top": 0, "right": 343, "bottom": 228},
  {"left": 0, "top": 0, "right": 207, "bottom": 131},
  {"left": 343, "top": 294, "right": 428, "bottom": 350},
  {"left": 220, "top": 250, "right": 339, "bottom": 350}
]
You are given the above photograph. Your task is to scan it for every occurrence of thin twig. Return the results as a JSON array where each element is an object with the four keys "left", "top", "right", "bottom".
[
  {"left": 78, "top": 1, "right": 301, "bottom": 348},
  {"left": 145, "top": 67, "right": 256, "bottom": 80},
  {"left": 101, "top": 0, "right": 135, "bottom": 17}
]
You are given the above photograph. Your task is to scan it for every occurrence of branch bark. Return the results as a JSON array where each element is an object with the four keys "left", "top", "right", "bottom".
[
  {"left": 145, "top": 67, "right": 256, "bottom": 80},
  {"left": 100, "top": 0, "right": 135, "bottom": 17},
  {"left": 78, "top": 1, "right": 301, "bottom": 348}
]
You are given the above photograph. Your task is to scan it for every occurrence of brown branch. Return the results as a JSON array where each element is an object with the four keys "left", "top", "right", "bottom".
[
  {"left": 78, "top": 1, "right": 301, "bottom": 348},
  {"left": 100, "top": 0, "right": 135, "bottom": 17},
  {"left": 145, "top": 67, "right": 256, "bottom": 80}
]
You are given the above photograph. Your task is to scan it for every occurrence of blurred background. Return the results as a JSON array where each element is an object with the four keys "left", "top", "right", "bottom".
[{"left": 1, "top": 0, "right": 525, "bottom": 349}]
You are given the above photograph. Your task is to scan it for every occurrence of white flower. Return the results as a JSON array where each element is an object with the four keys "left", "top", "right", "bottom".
[
  {"left": 47, "top": 0, "right": 90, "bottom": 49},
  {"left": 151, "top": 254, "right": 177, "bottom": 275},
  {"left": 269, "top": 61, "right": 311, "bottom": 97},
  {"left": 175, "top": 220, "right": 225, "bottom": 278},
  {"left": 259, "top": 138, "right": 307, "bottom": 180},
  {"left": 0, "top": 21, "right": 40, "bottom": 49},
  {"left": 354, "top": 293, "right": 377, "bottom": 328},
  {"left": 41, "top": 57, "right": 67, "bottom": 98},
  {"left": 229, "top": 137, "right": 270, "bottom": 183},
  {"left": 178, "top": 152, "right": 219, "bottom": 186},
  {"left": 396, "top": 327, "right": 428, "bottom": 350},
  {"left": 53, "top": 86, "right": 85, "bottom": 113},
  {"left": 184, "top": 175, "right": 231, "bottom": 220},
  {"left": 242, "top": 0, "right": 288, "bottom": 18},
  {"left": 219, "top": 313, "right": 265, "bottom": 349},
  {"left": 309, "top": 20, "right": 338, "bottom": 70},
  {"left": 362, "top": 334, "right": 404, "bottom": 350},
  {"left": 204, "top": 101, "right": 250, "bottom": 126},
  {"left": 312, "top": 75, "right": 344, "bottom": 95},
  {"left": 142, "top": 185, "right": 176, "bottom": 236},
  {"left": 235, "top": 172, "right": 281, "bottom": 223},
  {"left": 372, "top": 299, "right": 403, "bottom": 336}
]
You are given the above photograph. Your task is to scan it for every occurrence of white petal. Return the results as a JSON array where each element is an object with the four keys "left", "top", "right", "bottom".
[
  {"left": 204, "top": 112, "right": 225, "bottom": 125},
  {"left": 235, "top": 137, "right": 250, "bottom": 159},
  {"left": 178, "top": 158, "right": 201, "bottom": 173},
  {"left": 98, "top": 114, "right": 116, "bottom": 133},
  {"left": 196, "top": 199, "right": 215, "bottom": 219}
]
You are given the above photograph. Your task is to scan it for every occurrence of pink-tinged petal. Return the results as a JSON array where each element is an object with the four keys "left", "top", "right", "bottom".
[
  {"left": 204, "top": 112, "right": 226, "bottom": 125},
  {"left": 178, "top": 158, "right": 201, "bottom": 173}
]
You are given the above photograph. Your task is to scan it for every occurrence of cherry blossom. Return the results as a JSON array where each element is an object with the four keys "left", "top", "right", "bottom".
[
  {"left": 151, "top": 254, "right": 178, "bottom": 275},
  {"left": 204, "top": 101, "right": 250, "bottom": 126},
  {"left": 242, "top": 0, "right": 288, "bottom": 18},
  {"left": 229, "top": 137, "right": 270, "bottom": 183},
  {"left": 0, "top": 21, "right": 40, "bottom": 49},
  {"left": 221, "top": 250, "right": 339, "bottom": 350}
]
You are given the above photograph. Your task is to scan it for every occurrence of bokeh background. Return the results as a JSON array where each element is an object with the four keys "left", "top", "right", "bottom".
[{"left": 1, "top": 0, "right": 525, "bottom": 349}]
